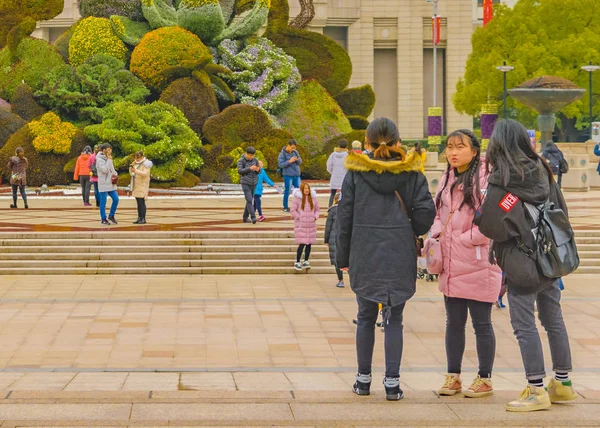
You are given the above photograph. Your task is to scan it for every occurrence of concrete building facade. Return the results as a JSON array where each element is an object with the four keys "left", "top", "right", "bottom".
[{"left": 34, "top": 0, "right": 513, "bottom": 139}]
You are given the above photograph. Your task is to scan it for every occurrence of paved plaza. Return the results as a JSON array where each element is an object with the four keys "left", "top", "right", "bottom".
[{"left": 0, "top": 191, "right": 597, "bottom": 426}]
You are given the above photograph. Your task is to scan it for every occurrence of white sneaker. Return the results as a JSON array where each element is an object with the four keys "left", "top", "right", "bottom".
[
  {"left": 302, "top": 260, "right": 311, "bottom": 269},
  {"left": 294, "top": 262, "right": 303, "bottom": 271},
  {"left": 506, "top": 385, "right": 551, "bottom": 412}
]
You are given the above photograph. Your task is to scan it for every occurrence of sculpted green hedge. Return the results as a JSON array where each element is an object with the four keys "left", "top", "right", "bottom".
[
  {"left": 334, "top": 84, "right": 376, "bottom": 117},
  {"left": 11, "top": 84, "right": 46, "bottom": 122}
]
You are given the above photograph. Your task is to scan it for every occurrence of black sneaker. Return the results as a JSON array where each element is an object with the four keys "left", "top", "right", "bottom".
[
  {"left": 133, "top": 218, "right": 141, "bottom": 224},
  {"left": 384, "top": 378, "right": 404, "bottom": 401},
  {"left": 252, "top": 218, "right": 257, "bottom": 224},
  {"left": 24, "top": 204, "right": 29, "bottom": 209},
  {"left": 9, "top": 204, "right": 16, "bottom": 209},
  {"left": 352, "top": 374, "right": 371, "bottom": 396},
  {"left": 101, "top": 219, "right": 110, "bottom": 225},
  {"left": 108, "top": 216, "right": 118, "bottom": 224},
  {"left": 139, "top": 219, "right": 146, "bottom": 224},
  {"left": 242, "top": 218, "right": 251, "bottom": 223}
]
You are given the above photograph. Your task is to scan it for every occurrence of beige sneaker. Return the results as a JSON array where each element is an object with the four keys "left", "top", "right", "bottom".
[
  {"left": 438, "top": 374, "right": 462, "bottom": 396},
  {"left": 463, "top": 375, "right": 493, "bottom": 398},
  {"left": 506, "top": 385, "right": 551, "bottom": 412},
  {"left": 546, "top": 378, "right": 577, "bottom": 403}
]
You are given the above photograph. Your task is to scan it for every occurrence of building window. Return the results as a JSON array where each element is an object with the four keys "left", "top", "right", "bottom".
[{"left": 323, "top": 26, "right": 348, "bottom": 51}]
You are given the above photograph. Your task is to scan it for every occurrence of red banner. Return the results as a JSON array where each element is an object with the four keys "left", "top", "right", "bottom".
[
  {"left": 483, "top": 0, "right": 494, "bottom": 27},
  {"left": 431, "top": 16, "right": 441, "bottom": 45}
]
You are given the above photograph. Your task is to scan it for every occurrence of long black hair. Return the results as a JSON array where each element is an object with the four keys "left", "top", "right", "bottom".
[
  {"left": 366, "top": 117, "right": 405, "bottom": 160},
  {"left": 486, "top": 119, "right": 553, "bottom": 186},
  {"left": 436, "top": 129, "right": 482, "bottom": 213}
]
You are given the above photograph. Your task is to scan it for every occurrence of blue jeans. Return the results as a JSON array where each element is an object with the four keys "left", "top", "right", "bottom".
[
  {"left": 99, "top": 190, "right": 119, "bottom": 221},
  {"left": 283, "top": 175, "right": 301, "bottom": 209}
]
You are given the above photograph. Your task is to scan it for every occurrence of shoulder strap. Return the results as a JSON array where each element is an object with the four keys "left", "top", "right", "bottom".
[{"left": 394, "top": 190, "right": 409, "bottom": 216}]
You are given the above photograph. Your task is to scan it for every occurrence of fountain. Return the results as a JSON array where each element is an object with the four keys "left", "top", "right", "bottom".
[{"left": 508, "top": 76, "right": 585, "bottom": 147}]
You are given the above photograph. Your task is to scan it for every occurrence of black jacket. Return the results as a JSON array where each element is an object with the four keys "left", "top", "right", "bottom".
[
  {"left": 324, "top": 204, "right": 338, "bottom": 265},
  {"left": 237, "top": 155, "right": 260, "bottom": 186},
  {"left": 542, "top": 143, "right": 564, "bottom": 176},
  {"left": 474, "top": 158, "right": 568, "bottom": 293},
  {"left": 336, "top": 152, "right": 435, "bottom": 307}
]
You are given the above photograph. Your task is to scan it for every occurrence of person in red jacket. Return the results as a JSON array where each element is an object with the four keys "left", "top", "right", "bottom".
[{"left": 74, "top": 146, "right": 93, "bottom": 206}]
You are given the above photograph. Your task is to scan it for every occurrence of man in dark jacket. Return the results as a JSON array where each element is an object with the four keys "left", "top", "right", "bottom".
[
  {"left": 278, "top": 140, "right": 302, "bottom": 212},
  {"left": 238, "top": 147, "right": 261, "bottom": 224},
  {"left": 541, "top": 142, "right": 565, "bottom": 187}
]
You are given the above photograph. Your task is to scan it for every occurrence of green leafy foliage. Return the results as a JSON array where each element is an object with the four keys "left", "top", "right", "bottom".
[
  {"left": 11, "top": 84, "right": 47, "bottom": 121},
  {"left": 84, "top": 101, "right": 203, "bottom": 181},
  {"left": 0, "top": 37, "right": 65, "bottom": 101},
  {"left": 54, "top": 24, "right": 79, "bottom": 62},
  {"left": 0, "top": 109, "right": 26, "bottom": 149},
  {"left": 35, "top": 54, "right": 150, "bottom": 121},
  {"left": 334, "top": 84, "right": 376, "bottom": 117},
  {"left": 78, "top": 0, "right": 145, "bottom": 21},
  {"left": 160, "top": 77, "right": 219, "bottom": 135},
  {"left": 110, "top": 16, "right": 152, "bottom": 46},
  {"left": 152, "top": 170, "right": 201, "bottom": 188},
  {"left": 0, "top": 124, "right": 87, "bottom": 186},
  {"left": 348, "top": 115, "right": 369, "bottom": 130},
  {"left": 265, "top": 0, "right": 351, "bottom": 96},
  {"left": 323, "top": 130, "right": 366, "bottom": 154},
  {"left": 454, "top": 0, "right": 600, "bottom": 138},
  {"left": 198, "top": 143, "right": 236, "bottom": 183},
  {"left": 275, "top": 80, "right": 352, "bottom": 154},
  {"left": 68, "top": 17, "right": 129, "bottom": 66}
]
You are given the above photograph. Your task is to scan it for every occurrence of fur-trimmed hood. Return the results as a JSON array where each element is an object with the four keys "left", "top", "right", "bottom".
[
  {"left": 292, "top": 188, "right": 318, "bottom": 199},
  {"left": 344, "top": 151, "right": 423, "bottom": 195}
]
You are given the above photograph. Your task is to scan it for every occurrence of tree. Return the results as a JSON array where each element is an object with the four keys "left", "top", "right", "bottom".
[{"left": 454, "top": 0, "right": 600, "bottom": 140}]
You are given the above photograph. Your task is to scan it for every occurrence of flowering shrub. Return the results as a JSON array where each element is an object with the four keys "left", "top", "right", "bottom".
[
  {"left": 28, "top": 112, "right": 77, "bottom": 154},
  {"left": 78, "top": 0, "right": 145, "bottom": 21},
  {"left": 68, "top": 17, "right": 129, "bottom": 66},
  {"left": 130, "top": 27, "right": 210, "bottom": 91},
  {"left": 84, "top": 101, "right": 203, "bottom": 181},
  {"left": 215, "top": 38, "right": 300, "bottom": 112}
]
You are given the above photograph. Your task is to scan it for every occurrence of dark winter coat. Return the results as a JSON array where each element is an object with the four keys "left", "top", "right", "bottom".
[
  {"left": 278, "top": 147, "right": 302, "bottom": 177},
  {"left": 542, "top": 143, "right": 565, "bottom": 176},
  {"left": 474, "top": 158, "right": 568, "bottom": 294},
  {"left": 237, "top": 155, "right": 260, "bottom": 187},
  {"left": 324, "top": 204, "right": 338, "bottom": 265},
  {"left": 336, "top": 152, "right": 436, "bottom": 307},
  {"left": 8, "top": 155, "right": 28, "bottom": 186}
]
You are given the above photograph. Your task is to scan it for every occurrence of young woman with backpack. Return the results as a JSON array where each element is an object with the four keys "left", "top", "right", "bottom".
[
  {"left": 430, "top": 129, "right": 502, "bottom": 399},
  {"left": 475, "top": 119, "right": 577, "bottom": 412}
]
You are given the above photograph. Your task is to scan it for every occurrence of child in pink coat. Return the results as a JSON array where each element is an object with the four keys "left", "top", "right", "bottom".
[
  {"left": 291, "top": 182, "right": 320, "bottom": 271},
  {"left": 430, "top": 129, "right": 502, "bottom": 399}
]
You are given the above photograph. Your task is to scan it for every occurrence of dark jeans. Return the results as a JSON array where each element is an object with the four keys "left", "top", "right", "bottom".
[
  {"left": 283, "top": 175, "right": 301, "bottom": 209},
  {"left": 11, "top": 184, "right": 26, "bottom": 205},
  {"left": 98, "top": 190, "right": 119, "bottom": 221},
  {"left": 335, "top": 263, "right": 343, "bottom": 281},
  {"left": 296, "top": 244, "right": 311, "bottom": 262},
  {"left": 92, "top": 181, "right": 99, "bottom": 206},
  {"left": 79, "top": 176, "right": 91, "bottom": 204},
  {"left": 507, "top": 281, "right": 572, "bottom": 380},
  {"left": 254, "top": 194, "right": 263, "bottom": 216},
  {"left": 328, "top": 189, "right": 338, "bottom": 208},
  {"left": 444, "top": 297, "right": 495, "bottom": 378},
  {"left": 136, "top": 197, "right": 147, "bottom": 220},
  {"left": 242, "top": 184, "right": 256, "bottom": 220},
  {"left": 356, "top": 296, "right": 405, "bottom": 378}
]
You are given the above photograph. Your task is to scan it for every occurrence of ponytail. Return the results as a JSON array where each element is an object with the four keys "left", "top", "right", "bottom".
[{"left": 371, "top": 141, "right": 406, "bottom": 160}]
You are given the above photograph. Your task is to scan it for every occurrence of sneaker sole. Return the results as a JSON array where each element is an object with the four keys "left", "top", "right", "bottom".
[
  {"left": 464, "top": 390, "right": 494, "bottom": 398},
  {"left": 438, "top": 389, "right": 461, "bottom": 396},
  {"left": 386, "top": 392, "right": 404, "bottom": 401},
  {"left": 505, "top": 402, "right": 551, "bottom": 412},
  {"left": 352, "top": 388, "right": 370, "bottom": 396},
  {"left": 549, "top": 393, "right": 578, "bottom": 403}
]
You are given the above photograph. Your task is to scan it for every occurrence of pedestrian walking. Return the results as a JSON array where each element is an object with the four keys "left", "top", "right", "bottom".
[
  {"left": 254, "top": 168, "right": 276, "bottom": 222},
  {"left": 96, "top": 143, "right": 119, "bottom": 225},
  {"left": 542, "top": 142, "right": 566, "bottom": 188},
  {"left": 475, "top": 119, "right": 577, "bottom": 412},
  {"left": 337, "top": 117, "right": 436, "bottom": 401},
  {"left": 324, "top": 192, "right": 344, "bottom": 287},
  {"left": 278, "top": 139, "right": 302, "bottom": 212},
  {"left": 430, "top": 129, "right": 502, "bottom": 399},
  {"left": 351, "top": 140, "right": 363, "bottom": 154},
  {"left": 412, "top": 142, "right": 427, "bottom": 173},
  {"left": 291, "top": 182, "right": 319, "bottom": 271},
  {"left": 129, "top": 151, "right": 153, "bottom": 224},
  {"left": 238, "top": 146, "right": 261, "bottom": 224},
  {"left": 88, "top": 145, "right": 101, "bottom": 207},
  {"left": 595, "top": 141, "right": 600, "bottom": 175},
  {"left": 7, "top": 146, "right": 28, "bottom": 209},
  {"left": 74, "top": 146, "right": 93, "bottom": 206},
  {"left": 326, "top": 139, "right": 348, "bottom": 207}
]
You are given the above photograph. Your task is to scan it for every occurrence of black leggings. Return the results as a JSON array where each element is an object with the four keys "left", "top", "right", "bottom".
[
  {"left": 335, "top": 263, "right": 343, "bottom": 281},
  {"left": 296, "top": 244, "right": 312, "bottom": 263},
  {"left": 445, "top": 296, "right": 496, "bottom": 378},
  {"left": 135, "top": 197, "right": 147, "bottom": 220},
  {"left": 11, "top": 185, "right": 26, "bottom": 205}
]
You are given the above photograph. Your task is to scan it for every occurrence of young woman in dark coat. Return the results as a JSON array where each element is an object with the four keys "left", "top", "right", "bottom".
[{"left": 336, "top": 117, "right": 436, "bottom": 401}]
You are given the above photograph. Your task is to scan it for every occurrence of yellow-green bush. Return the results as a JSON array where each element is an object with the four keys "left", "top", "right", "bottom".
[
  {"left": 68, "top": 17, "right": 129, "bottom": 66},
  {"left": 28, "top": 112, "right": 77, "bottom": 155}
]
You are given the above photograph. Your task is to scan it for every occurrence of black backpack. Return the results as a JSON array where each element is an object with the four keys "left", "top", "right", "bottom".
[
  {"left": 517, "top": 200, "right": 579, "bottom": 279},
  {"left": 90, "top": 160, "right": 98, "bottom": 177}
]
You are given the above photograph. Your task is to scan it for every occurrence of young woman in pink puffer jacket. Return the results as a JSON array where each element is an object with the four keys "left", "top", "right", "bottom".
[
  {"left": 430, "top": 129, "right": 502, "bottom": 400},
  {"left": 291, "top": 182, "right": 320, "bottom": 271}
]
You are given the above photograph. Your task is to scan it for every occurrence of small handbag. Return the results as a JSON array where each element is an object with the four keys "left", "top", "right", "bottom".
[
  {"left": 394, "top": 190, "right": 423, "bottom": 257},
  {"left": 10, "top": 173, "right": 22, "bottom": 185},
  {"left": 111, "top": 175, "right": 118, "bottom": 184},
  {"left": 423, "top": 207, "right": 456, "bottom": 274}
]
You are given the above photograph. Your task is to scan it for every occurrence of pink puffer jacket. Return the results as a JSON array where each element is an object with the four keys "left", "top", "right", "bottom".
[
  {"left": 291, "top": 188, "right": 320, "bottom": 245},
  {"left": 429, "top": 165, "right": 502, "bottom": 303}
]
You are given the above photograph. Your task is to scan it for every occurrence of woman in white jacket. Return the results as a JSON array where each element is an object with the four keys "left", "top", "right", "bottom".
[{"left": 326, "top": 139, "right": 349, "bottom": 207}]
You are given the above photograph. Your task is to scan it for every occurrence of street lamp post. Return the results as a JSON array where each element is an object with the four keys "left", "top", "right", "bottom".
[
  {"left": 496, "top": 61, "right": 514, "bottom": 118},
  {"left": 581, "top": 61, "right": 600, "bottom": 139}
]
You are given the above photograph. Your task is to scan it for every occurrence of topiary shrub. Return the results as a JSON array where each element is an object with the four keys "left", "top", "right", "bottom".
[
  {"left": 84, "top": 101, "right": 203, "bottom": 182},
  {"left": 28, "top": 112, "right": 77, "bottom": 154},
  {"left": 35, "top": 54, "right": 150, "bottom": 121},
  {"left": 11, "top": 84, "right": 47, "bottom": 121},
  {"left": 160, "top": 77, "right": 218, "bottom": 135},
  {"left": 323, "top": 130, "right": 365, "bottom": 154},
  {"left": 0, "top": 109, "right": 26, "bottom": 149},
  {"left": 0, "top": 0, "right": 64, "bottom": 50},
  {"left": 348, "top": 115, "right": 369, "bottom": 130},
  {"left": 0, "top": 37, "right": 64, "bottom": 101},
  {"left": 335, "top": 84, "right": 376, "bottom": 117},
  {"left": 202, "top": 103, "right": 293, "bottom": 152},
  {"left": 214, "top": 37, "right": 301, "bottom": 113},
  {"left": 68, "top": 17, "right": 129, "bottom": 66},
  {"left": 110, "top": 16, "right": 152, "bottom": 46},
  {"left": 78, "top": 0, "right": 145, "bottom": 21},
  {"left": 130, "top": 26, "right": 211, "bottom": 91},
  {"left": 53, "top": 23, "right": 78, "bottom": 62},
  {"left": 303, "top": 152, "right": 328, "bottom": 180},
  {"left": 0, "top": 124, "right": 87, "bottom": 186},
  {"left": 198, "top": 143, "right": 236, "bottom": 183},
  {"left": 275, "top": 79, "right": 352, "bottom": 154},
  {"left": 265, "top": 0, "right": 351, "bottom": 96},
  {"left": 152, "top": 171, "right": 201, "bottom": 188}
]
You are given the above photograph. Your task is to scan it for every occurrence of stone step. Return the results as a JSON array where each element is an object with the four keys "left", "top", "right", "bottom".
[
  {"left": 0, "top": 245, "right": 328, "bottom": 254},
  {"left": 574, "top": 266, "right": 600, "bottom": 274},
  {"left": 0, "top": 259, "right": 333, "bottom": 268},
  {"left": 578, "top": 258, "right": 600, "bottom": 266},
  {"left": 0, "top": 266, "right": 334, "bottom": 275},
  {"left": 0, "top": 252, "right": 331, "bottom": 261},
  {"left": 0, "top": 231, "right": 323, "bottom": 240},
  {"left": 0, "top": 238, "right": 323, "bottom": 247}
]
